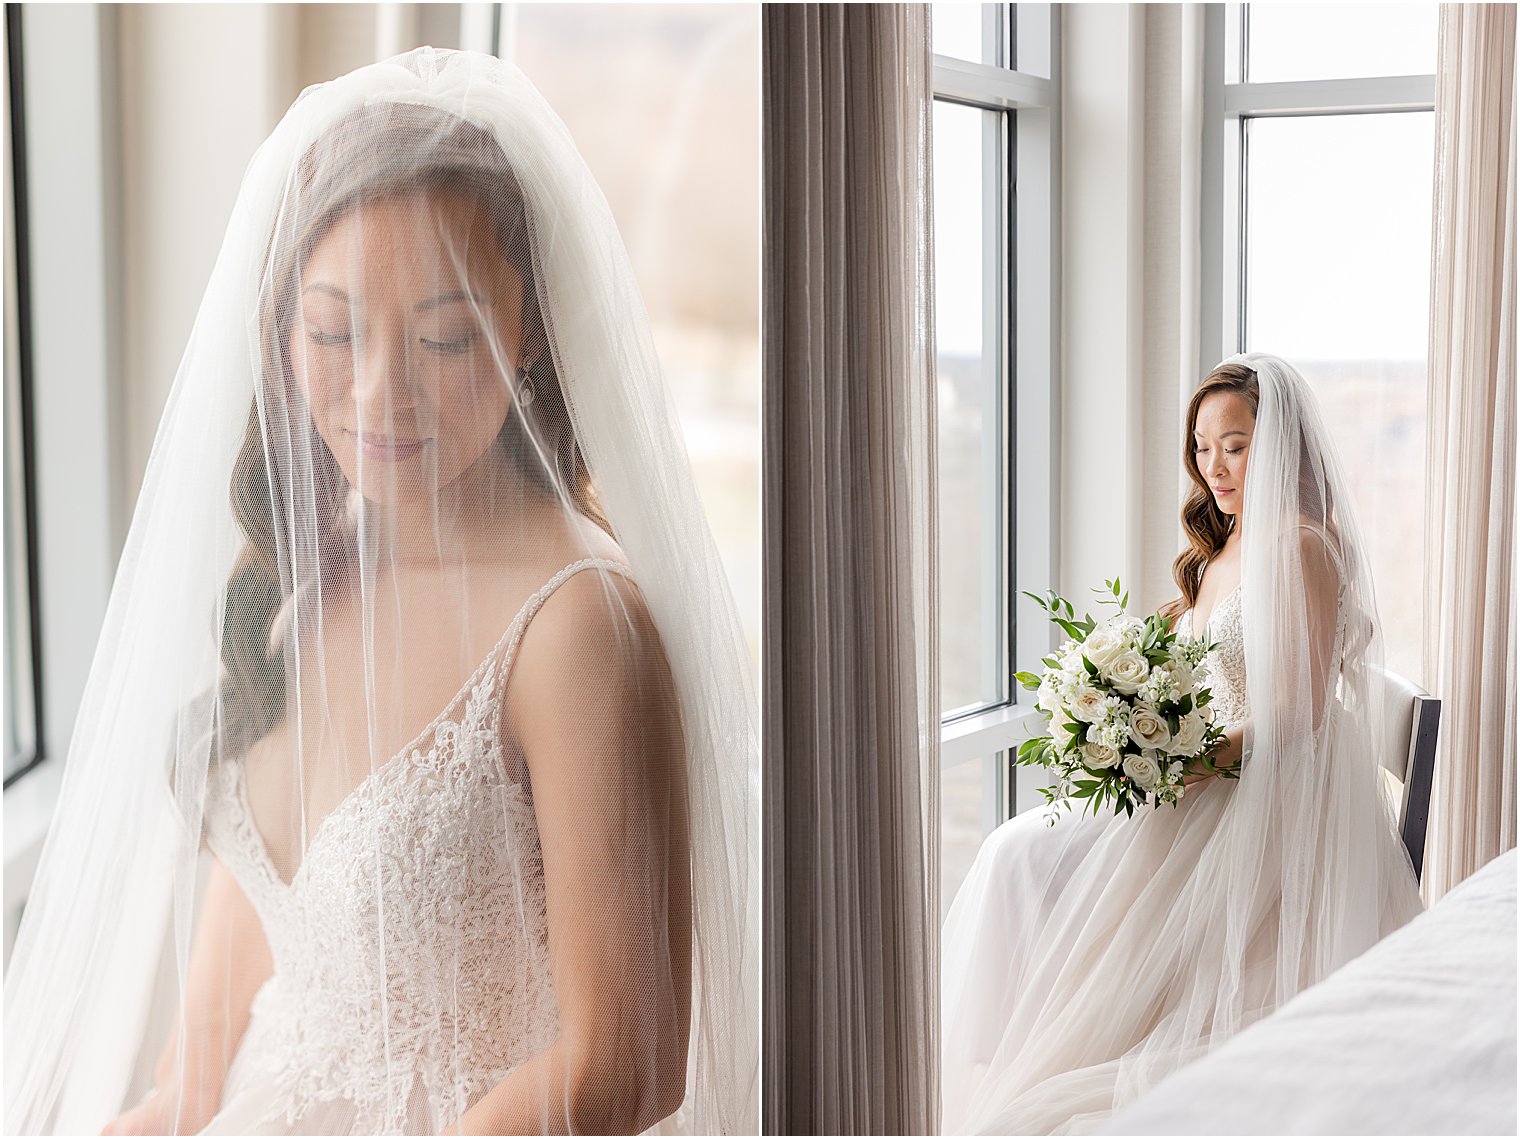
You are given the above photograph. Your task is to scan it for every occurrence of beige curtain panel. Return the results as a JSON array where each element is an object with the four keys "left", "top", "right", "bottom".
[
  {"left": 1423, "top": 2, "right": 1517, "bottom": 903},
  {"left": 761, "top": 4, "right": 939, "bottom": 1134}
]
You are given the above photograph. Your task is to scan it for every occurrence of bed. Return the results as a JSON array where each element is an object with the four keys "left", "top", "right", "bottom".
[{"left": 1103, "top": 848, "right": 1518, "bottom": 1135}]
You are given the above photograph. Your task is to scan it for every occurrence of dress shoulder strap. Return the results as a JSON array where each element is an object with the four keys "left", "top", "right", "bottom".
[{"left": 491, "top": 556, "right": 637, "bottom": 696}]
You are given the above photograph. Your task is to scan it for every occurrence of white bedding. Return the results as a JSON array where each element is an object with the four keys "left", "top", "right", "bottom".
[{"left": 1103, "top": 849, "right": 1518, "bottom": 1135}]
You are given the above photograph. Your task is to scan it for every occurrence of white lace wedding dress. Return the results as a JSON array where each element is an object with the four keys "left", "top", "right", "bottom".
[
  {"left": 198, "top": 557, "right": 631, "bottom": 1135},
  {"left": 941, "top": 589, "right": 1257, "bottom": 1135}
]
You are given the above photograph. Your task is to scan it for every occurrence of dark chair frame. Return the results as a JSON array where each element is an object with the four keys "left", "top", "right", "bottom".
[{"left": 1388, "top": 679, "right": 1441, "bottom": 884}]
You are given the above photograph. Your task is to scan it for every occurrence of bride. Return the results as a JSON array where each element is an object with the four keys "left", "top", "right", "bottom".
[
  {"left": 941, "top": 353, "right": 1424, "bottom": 1134},
  {"left": 4, "top": 49, "right": 756, "bottom": 1136}
]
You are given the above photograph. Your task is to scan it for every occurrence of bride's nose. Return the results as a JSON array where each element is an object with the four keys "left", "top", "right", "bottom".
[{"left": 351, "top": 321, "right": 418, "bottom": 418}]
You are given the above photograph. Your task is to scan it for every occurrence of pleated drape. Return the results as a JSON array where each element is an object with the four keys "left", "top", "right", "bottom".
[
  {"left": 760, "top": 5, "right": 939, "bottom": 1134},
  {"left": 1423, "top": 2, "right": 1517, "bottom": 902}
]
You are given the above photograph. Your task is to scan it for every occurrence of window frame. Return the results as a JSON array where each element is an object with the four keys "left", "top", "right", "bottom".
[
  {"left": 3, "top": 3, "right": 124, "bottom": 960},
  {"left": 1202, "top": 3, "right": 1437, "bottom": 364},
  {"left": 934, "top": 3, "right": 1061, "bottom": 838},
  {"left": 4, "top": 4, "right": 43, "bottom": 791}
]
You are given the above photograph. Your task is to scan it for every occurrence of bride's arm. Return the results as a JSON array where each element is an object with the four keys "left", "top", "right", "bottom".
[
  {"left": 102, "top": 857, "right": 273, "bottom": 1135},
  {"left": 452, "top": 572, "right": 690, "bottom": 1135},
  {"left": 1180, "top": 528, "right": 1341, "bottom": 788}
]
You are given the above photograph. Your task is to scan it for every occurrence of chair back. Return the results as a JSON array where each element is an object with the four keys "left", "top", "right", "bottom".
[{"left": 1375, "top": 667, "right": 1441, "bottom": 883}]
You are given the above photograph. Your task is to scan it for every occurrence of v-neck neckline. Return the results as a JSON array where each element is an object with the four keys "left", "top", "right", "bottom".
[
  {"left": 231, "top": 555, "right": 630, "bottom": 894},
  {"left": 1189, "top": 580, "right": 1241, "bottom": 638}
]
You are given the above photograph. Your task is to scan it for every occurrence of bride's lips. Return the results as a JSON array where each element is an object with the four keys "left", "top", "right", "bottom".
[
  {"left": 1212, "top": 486, "right": 1235, "bottom": 497},
  {"left": 346, "top": 430, "right": 429, "bottom": 462}
]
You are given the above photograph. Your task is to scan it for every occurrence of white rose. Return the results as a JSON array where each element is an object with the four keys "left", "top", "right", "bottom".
[
  {"left": 1048, "top": 702, "right": 1074, "bottom": 733},
  {"left": 1105, "top": 649, "right": 1150, "bottom": 695},
  {"left": 1081, "top": 625, "right": 1127, "bottom": 672},
  {"left": 1081, "top": 740, "right": 1122, "bottom": 769},
  {"left": 1123, "top": 749, "right": 1163, "bottom": 792},
  {"left": 1128, "top": 703, "right": 1172, "bottom": 750},
  {"left": 1171, "top": 711, "right": 1207, "bottom": 755},
  {"left": 1069, "top": 685, "right": 1107, "bottom": 723}
]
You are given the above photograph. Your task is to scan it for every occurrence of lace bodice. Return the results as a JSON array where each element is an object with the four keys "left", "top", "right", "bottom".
[
  {"left": 203, "top": 557, "right": 633, "bottom": 1134},
  {"left": 1183, "top": 584, "right": 1248, "bottom": 728}
]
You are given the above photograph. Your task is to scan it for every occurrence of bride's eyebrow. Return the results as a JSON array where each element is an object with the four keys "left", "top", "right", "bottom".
[
  {"left": 413, "top": 291, "right": 491, "bottom": 312},
  {"left": 297, "top": 283, "right": 491, "bottom": 311}
]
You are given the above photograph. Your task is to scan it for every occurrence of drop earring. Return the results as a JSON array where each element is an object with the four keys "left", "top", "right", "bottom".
[{"left": 516, "top": 366, "right": 536, "bottom": 408}]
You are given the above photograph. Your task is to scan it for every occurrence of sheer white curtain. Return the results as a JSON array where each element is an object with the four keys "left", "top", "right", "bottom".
[
  {"left": 761, "top": 4, "right": 939, "bottom": 1133},
  {"left": 1423, "top": 2, "right": 1517, "bottom": 903}
]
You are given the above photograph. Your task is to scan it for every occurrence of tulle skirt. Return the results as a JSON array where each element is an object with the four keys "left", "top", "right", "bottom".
[{"left": 941, "top": 779, "right": 1268, "bottom": 1135}]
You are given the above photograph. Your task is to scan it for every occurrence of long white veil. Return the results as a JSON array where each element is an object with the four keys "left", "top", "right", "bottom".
[
  {"left": 5, "top": 47, "right": 756, "bottom": 1135},
  {"left": 940, "top": 352, "right": 1422, "bottom": 1133}
]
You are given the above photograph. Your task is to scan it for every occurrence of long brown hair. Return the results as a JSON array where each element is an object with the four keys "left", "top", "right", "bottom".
[
  {"left": 217, "top": 103, "right": 608, "bottom": 758},
  {"left": 1160, "top": 362, "right": 1259, "bottom": 622}
]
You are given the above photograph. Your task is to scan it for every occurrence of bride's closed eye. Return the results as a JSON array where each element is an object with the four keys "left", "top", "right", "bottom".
[
  {"left": 417, "top": 330, "right": 480, "bottom": 354},
  {"left": 307, "top": 326, "right": 352, "bottom": 347}
]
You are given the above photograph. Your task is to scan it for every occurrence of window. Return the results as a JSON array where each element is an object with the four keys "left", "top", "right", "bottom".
[
  {"left": 933, "top": 4, "right": 1059, "bottom": 914},
  {"left": 1216, "top": 2, "right": 1437, "bottom": 683},
  {"left": 4, "top": 5, "right": 40, "bottom": 787},
  {"left": 502, "top": 5, "right": 762, "bottom": 665}
]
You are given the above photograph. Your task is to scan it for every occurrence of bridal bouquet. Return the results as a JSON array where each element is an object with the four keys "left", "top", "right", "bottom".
[{"left": 1014, "top": 578, "right": 1233, "bottom": 821}]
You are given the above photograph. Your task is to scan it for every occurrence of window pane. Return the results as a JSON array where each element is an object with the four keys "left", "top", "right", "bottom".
[
  {"left": 934, "top": 99, "right": 1007, "bottom": 717},
  {"left": 1245, "top": 112, "right": 1433, "bottom": 682},
  {"left": 512, "top": 6, "right": 762, "bottom": 665},
  {"left": 932, "top": 3, "right": 1005, "bottom": 67},
  {"left": 941, "top": 752, "right": 1004, "bottom": 918},
  {"left": 1246, "top": 3, "right": 1437, "bottom": 83}
]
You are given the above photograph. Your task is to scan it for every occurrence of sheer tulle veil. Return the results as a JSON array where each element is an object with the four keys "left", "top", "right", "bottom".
[
  {"left": 4, "top": 48, "right": 757, "bottom": 1135},
  {"left": 940, "top": 351, "right": 1422, "bottom": 1134}
]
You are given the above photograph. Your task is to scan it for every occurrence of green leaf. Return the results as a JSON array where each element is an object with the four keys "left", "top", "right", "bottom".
[
  {"left": 1052, "top": 617, "right": 1085, "bottom": 641},
  {"left": 1015, "top": 670, "right": 1043, "bottom": 691}
]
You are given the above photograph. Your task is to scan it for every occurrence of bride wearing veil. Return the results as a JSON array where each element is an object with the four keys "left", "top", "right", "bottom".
[
  {"left": 941, "top": 353, "right": 1424, "bottom": 1134},
  {"left": 4, "top": 48, "right": 756, "bottom": 1136}
]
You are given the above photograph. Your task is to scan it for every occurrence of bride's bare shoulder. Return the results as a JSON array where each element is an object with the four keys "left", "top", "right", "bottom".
[{"left": 1293, "top": 515, "right": 1344, "bottom": 573}]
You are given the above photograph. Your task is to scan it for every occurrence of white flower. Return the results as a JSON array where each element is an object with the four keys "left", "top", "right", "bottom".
[
  {"left": 1128, "top": 703, "right": 1172, "bottom": 750},
  {"left": 1082, "top": 625, "right": 1127, "bottom": 672},
  {"left": 1123, "top": 749, "right": 1163, "bottom": 792},
  {"left": 1138, "top": 670, "right": 1178, "bottom": 707},
  {"left": 1171, "top": 710, "right": 1207, "bottom": 756},
  {"left": 1098, "top": 718, "right": 1130, "bottom": 751},
  {"left": 1081, "top": 740, "right": 1122, "bottom": 769},
  {"left": 1160, "top": 660, "right": 1195, "bottom": 695},
  {"left": 1105, "top": 649, "right": 1150, "bottom": 695},
  {"left": 1069, "top": 685, "right": 1108, "bottom": 723},
  {"left": 1037, "top": 674, "right": 1062, "bottom": 715}
]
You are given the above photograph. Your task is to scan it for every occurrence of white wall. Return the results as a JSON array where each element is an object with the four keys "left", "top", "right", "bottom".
[
  {"left": 118, "top": 5, "right": 295, "bottom": 512},
  {"left": 1059, "top": 3, "right": 1199, "bottom": 616}
]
